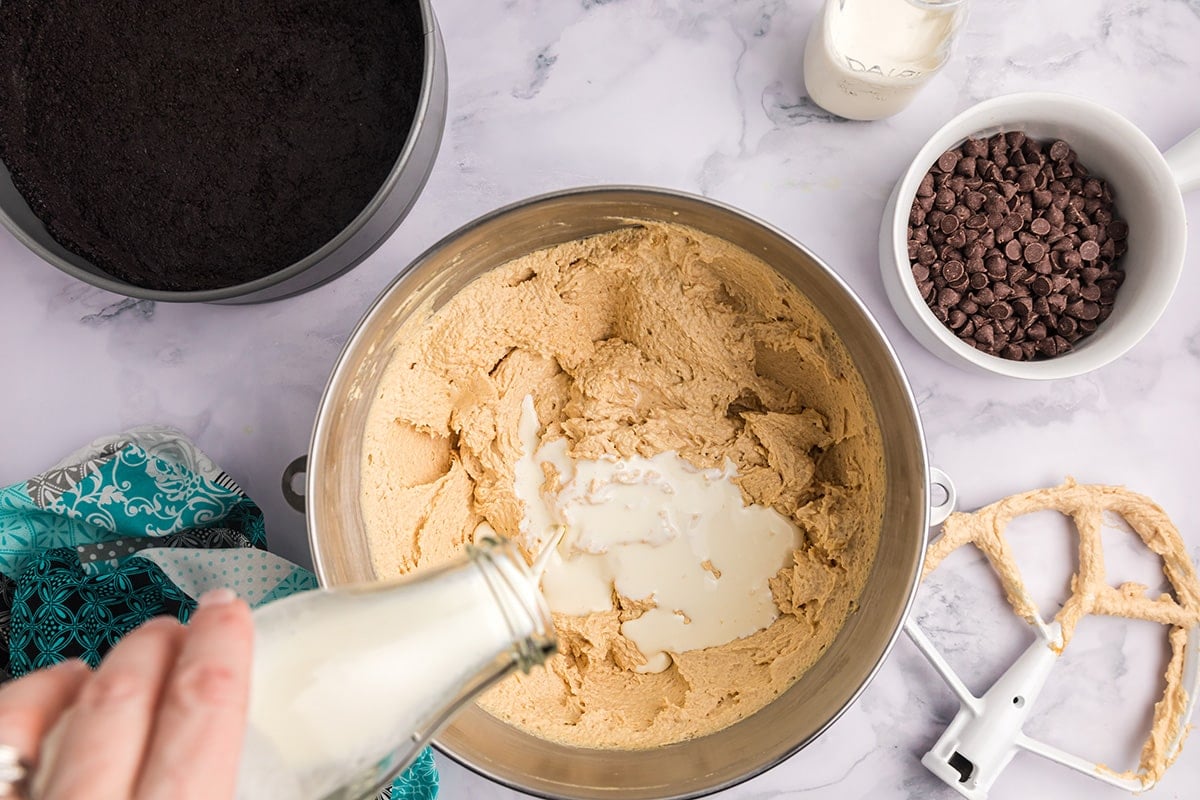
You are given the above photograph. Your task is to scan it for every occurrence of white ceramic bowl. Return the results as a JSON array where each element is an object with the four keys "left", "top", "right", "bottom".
[{"left": 879, "top": 92, "right": 1200, "bottom": 379}]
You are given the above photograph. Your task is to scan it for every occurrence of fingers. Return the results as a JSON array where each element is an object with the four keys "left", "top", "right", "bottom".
[
  {"left": 0, "top": 659, "right": 90, "bottom": 764},
  {"left": 37, "top": 616, "right": 186, "bottom": 800},
  {"left": 135, "top": 589, "right": 254, "bottom": 800},
  {"left": 6, "top": 592, "right": 256, "bottom": 800}
]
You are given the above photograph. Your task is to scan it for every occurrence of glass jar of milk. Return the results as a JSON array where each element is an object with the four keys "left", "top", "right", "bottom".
[
  {"left": 804, "top": 0, "right": 968, "bottom": 120},
  {"left": 235, "top": 538, "right": 555, "bottom": 800}
]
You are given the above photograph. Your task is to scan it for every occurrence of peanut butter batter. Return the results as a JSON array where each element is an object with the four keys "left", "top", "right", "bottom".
[{"left": 360, "top": 222, "right": 885, "bottom": 748}]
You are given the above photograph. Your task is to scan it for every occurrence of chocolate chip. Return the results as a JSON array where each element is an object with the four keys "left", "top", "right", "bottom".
[
  {"left": 941, "top": 214, "right": 961, "bottom": 234},
  {"left": 1107, "top": 219, "right": 1129, "bottom": 239},
  {"left": 1004, "top": 239, "right": 1023, "bottom": 261},
  {"left": 988, "top": 302, "right": 1013, "bottom": 321},
  {"left": 1023, "top": 242, "right": 1046, "bottom": 263},
  {"left": 937, "top": 151, "right": 960, "bottom": 173},
  {"left": 1067, "top": 300, "right": 1100, "bottom": 320},
  {"left": 1079, "top": 240, "right": 1101, "bottom": 261},
  {"left": 943, "top": 260, "right": 966, "bottom": 282},
  {"left": 1049, "top": 140, "right": 1070, "bottom": 161},
  {"left": 938, "top": 288, "right": 962, "bottom": 308},
  {"left": 1029, "top": 218, "right": 1051, "bottom": 236},
  {"left": 964, "top": 138, "right": 988, "bottom": 157}
]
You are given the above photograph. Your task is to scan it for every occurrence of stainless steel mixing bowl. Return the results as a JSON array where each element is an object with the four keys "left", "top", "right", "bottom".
[
  {"left": 306, "top": 187, "right": 930, "bottom": 799},
  {"left": 0, "top": 0, "right": 446, "bottom": 305}
]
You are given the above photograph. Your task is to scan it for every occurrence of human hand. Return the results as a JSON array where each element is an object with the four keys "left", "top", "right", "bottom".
[{"left": 0, "top": 589, "right": 254, "bottom": 800}]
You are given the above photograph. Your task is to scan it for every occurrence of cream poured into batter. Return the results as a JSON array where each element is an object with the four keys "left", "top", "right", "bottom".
[{"left": 494, "top": 395, "right": 799, "bottom": 674}]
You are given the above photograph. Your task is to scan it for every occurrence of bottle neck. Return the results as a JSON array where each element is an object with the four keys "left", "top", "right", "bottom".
[{"left": 470, "top": 537, "right": 557, "bottom": 672}]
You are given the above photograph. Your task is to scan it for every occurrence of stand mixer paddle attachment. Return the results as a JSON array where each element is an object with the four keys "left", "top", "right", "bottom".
[{"left": 906, "top": 480, "right": 1200, "bottom": 799}]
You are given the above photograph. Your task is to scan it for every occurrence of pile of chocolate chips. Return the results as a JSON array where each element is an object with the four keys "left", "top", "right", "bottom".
[
  {"left": 0, "top": 0, "right": 424, "bottom": 292},
  {"left": 908, "top": 132, "right": 1128, "bottom": 360}
]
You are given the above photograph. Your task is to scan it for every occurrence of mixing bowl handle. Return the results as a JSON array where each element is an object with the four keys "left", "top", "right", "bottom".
[
  {"left": 281, "top": 455, "right": 307, "bottom": 513},
  {"left": 1164, "top": 127, "right": 1200, "bottom": 194},
  {"left": 929, "top": 467, "right": 957, "bottom": 527}
]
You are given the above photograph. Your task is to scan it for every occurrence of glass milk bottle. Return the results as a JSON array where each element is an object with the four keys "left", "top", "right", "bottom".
[
  {"left": 235, "top": 538, "right": 555, "bottom": 800},
  {"left": 803, "top": 0, "right": 967, "bottom": 120}
]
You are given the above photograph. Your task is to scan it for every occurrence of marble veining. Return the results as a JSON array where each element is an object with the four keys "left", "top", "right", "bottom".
[{"left": 2, "top": 0, "right": 1199, "bottom": 797}]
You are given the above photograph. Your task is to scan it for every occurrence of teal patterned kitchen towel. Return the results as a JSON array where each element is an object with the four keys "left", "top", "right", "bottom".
[{"left": 0, "top": 426, "right": 438, "bottom": 800}]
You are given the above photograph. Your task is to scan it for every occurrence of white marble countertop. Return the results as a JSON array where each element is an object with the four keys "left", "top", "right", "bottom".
[{"left": 2, "top": 0, "right": 1199, "bottom": 797}]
